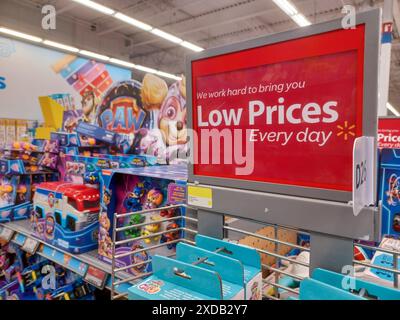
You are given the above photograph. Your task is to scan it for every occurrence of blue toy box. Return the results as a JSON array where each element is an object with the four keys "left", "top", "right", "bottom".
[
  {"left": 176, "top": 243, "right": 245, "bottom": 299},
  {"left": 196, "top": 235, "right": 262, "bottom": 300},
  {"left": 128, "top": 255, "right": 223, "bottom": 300},
  {"left": 98, "top": 164, "right": 187, "bottom": 277}
]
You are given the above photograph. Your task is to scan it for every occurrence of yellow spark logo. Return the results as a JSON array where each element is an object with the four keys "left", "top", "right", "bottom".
[{"left": 337, "top": 121, "right": 356, "bottom": 141}]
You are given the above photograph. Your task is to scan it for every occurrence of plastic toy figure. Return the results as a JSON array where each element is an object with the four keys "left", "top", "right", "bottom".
[
  {"left": 124, "top": 213, "right": 145, "bottom": 238},
  {"left": 160, "top": 207, "right": 178, "bottom": 218},
  {"left": 160, "top": 222, "right": 180, "bottom": 249},
  {"left": 142, "top": 215, "right": 162, "bottom": 244},
  {"left": 143, "top": 189, "right": 163, "bottom": 210},
  {"left": 83, "top": 172, "right": 99, "bottom": 185},
  {"left": 124, "top": 183, "right": 146, "bottom": 212}
]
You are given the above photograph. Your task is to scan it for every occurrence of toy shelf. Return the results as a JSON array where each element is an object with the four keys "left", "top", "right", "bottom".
[{"left": 0, "top": 220, "right": 133, "bottom": 295}]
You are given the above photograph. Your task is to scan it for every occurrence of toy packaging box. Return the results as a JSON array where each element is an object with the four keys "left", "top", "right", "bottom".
[
  {"left": 62, "top": 154, "right": 156, "bottom": 184},
  {"left": 196, "top": 234, "right": 262, "bottom": 300},
  {"left": 378, "top": 149, "right": 400, "bottom": 237},
  {"left": 128, "top": 255, "right": 223, "bottom": 300},
  {"left": 30, "top": 181, "right": 100, "bottom": 254},
  {"left": 175, "top": 243, "right": 245, "bottom": 299},
  {"left": 98, "top": 164, "right": 187, "bottom": 276}
]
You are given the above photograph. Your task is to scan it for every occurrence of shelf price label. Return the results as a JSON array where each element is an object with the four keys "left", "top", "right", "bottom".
[
  {"left": 22, "top": 237, "right": 40, "bottom": 255},
  {"left": 83, "top": 265, "right": 107, "bottom": 290},
  {"left": 0, "top": 227, "right": 14, "bottom": 242}
]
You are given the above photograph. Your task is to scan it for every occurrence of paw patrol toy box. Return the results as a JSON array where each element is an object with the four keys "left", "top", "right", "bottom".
[
  {"left": 378, "top": 149, "right": 400, "bottom": 238},
  {"left": 98, "top": 164, "right": 187, "bottom": 276}
]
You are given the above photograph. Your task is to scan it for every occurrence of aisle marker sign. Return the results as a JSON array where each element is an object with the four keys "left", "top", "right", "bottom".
[{"left": 352, "top": 137, "right": 375, "bottom": 216}]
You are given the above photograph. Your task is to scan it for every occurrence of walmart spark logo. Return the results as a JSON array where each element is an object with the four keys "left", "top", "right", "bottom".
[{"left": 337, "top": 121, "right": 356, "bottom": 141}]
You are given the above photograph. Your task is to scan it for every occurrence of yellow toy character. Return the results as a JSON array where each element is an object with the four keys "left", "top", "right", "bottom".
[{"left": 142, "top": 215, "right": 162, "bottom": 244}]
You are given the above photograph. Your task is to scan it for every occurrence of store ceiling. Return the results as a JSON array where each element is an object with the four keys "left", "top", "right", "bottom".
[{"left": 1, "top": 0, "right": 400, "bottom": 113}]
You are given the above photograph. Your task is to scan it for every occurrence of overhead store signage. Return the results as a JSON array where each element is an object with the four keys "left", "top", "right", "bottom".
[
  {"left": 188, "top": 18, "right": 379, "bottom": 202},
  {"left": 378, "top": 118, "right": 400, "bottom": 149}
]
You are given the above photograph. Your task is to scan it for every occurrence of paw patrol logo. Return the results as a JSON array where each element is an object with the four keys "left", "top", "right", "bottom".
[
  {"left": 99, "top": 97, "right": 146, "bottom": 134},
  {"left": 97, "top": 80, "right": 147, "bottom": 135},
  {"left": 48, "top": 193, "right": 56, "bottom": 208}
]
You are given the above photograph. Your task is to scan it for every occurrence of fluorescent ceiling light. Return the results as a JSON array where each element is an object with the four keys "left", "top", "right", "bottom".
[
  {"left": 114, "top": 13, "right": 153, "bottom": 31},
  {"left": 180, "top": 41, "right": 204, "bottom": 52},
  {"left": 43, "top": 40, "right": 79, "bottom": 53},
  {"left": 291, "top": 14, "right": 311, "bottom": 27},
  {"left": 272, "top": 0, "right": 298, "bottom": 16},
  {"left": 72, "top": 0, "right": 114, "bottom": 15},
  {"left": 151, "top": 29, "right": 183, "bottom": 44},
  {"left": 387, "top": 102, "right": 400, "bottom": 116},
  {"left": 109, "top": 58, "right": 135, "bottom": 68},
  {"left": 133, "top": 65, "right": 158, "bottom": 74},
  {"left": 79, "top": 50, "right": 110, "bottom": 61},
  {"left": 156, "top": 71, "right": 182, "bottom": 81},
  {"left": 0, "top": 27, "right": 42, "bottom": 42}
]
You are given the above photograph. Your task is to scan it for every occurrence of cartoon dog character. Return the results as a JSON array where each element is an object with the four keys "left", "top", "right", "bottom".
[
  {"left": 158, "top": 78, "right": 187, "bottom": 148},
  {"left": 138, "top": 77, "right": 188, "bottom": 163},
  {"left": 81, "top": 90, "right": 98, "bottom": 123}
]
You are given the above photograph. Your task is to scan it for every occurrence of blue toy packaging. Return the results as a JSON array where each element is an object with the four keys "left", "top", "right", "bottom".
[
  {"left": 176, "top": 243, "right": 245, "bottom": 299},
  {"left": 378, "top": 148, "right": 400, "bottom": 237},
  {"left": 98, "top": 164, "right": 187, "bottom": 277},
  {"left": 129, "top": 238, "right": 263, "bottom": 300}
]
